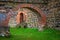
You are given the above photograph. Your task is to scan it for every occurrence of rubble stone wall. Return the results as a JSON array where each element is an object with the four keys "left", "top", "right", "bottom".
[{"left": 0, "top": 0, "right": 60, "bottom": 29}]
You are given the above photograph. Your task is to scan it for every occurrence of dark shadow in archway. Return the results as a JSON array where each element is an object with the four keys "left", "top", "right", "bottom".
[{"left": 20, "top": 13, "right": 24, "bottom": 23}]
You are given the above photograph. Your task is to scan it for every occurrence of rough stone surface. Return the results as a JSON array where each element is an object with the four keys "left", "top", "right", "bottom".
[{"left": 0, "top": 0, "right": 60, "bottom": 30}]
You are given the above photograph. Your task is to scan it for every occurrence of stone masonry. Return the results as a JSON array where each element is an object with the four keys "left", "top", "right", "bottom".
[{"left": 0, "top": 0, "right": 60, "bottom": 29}]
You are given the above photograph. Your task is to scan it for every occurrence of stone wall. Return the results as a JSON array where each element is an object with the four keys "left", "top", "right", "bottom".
[
  {"left": 46, "top": 1, "right": 60, "bottom": 28},
  {"left": 8, "top": 11, "right": 17, "bottom": 27},
  {"left": 9, "top": 8, "right": 41, "bottom": 28},
  {"left": 0, "top": 0, "right": 60, "bottom": 29}
]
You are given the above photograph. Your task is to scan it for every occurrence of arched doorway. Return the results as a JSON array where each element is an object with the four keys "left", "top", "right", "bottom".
[
  {"left": 16, "top": 11, "right": 27, "bottom": 25},
  {"left": 17, "top": 8, "right": 41, "bottom": 28},
  {"left": 20, "top": 13, "right": 24, "bottom": 23},
  {"left": 8, "top": 4, "right": 46, "bottom": 28},
  {"left": 16, "top": 4, "right": 46, "bottom": 27}
]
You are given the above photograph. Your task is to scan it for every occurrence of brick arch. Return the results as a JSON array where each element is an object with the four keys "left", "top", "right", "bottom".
[{"left": 16, "top": 4, "right": 46, "bottom": 27}]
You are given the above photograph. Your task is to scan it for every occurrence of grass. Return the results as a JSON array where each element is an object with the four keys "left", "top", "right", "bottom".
[{"left": 0, "top": 28, "right": 60, "bottom": 40}]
